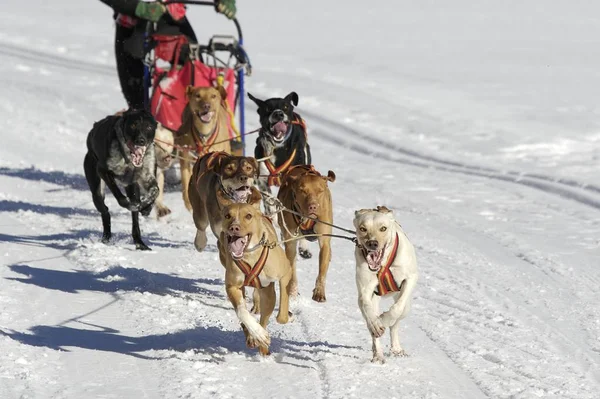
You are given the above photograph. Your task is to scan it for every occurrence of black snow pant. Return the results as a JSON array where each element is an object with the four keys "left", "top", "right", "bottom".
[{"left": 114, "top": 19, "right": 198, "bottom": 109}]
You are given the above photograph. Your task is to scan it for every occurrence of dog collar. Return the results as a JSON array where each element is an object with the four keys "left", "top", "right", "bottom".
[{"left": 244, "top": 233, "right": 267, "bottom": 253}]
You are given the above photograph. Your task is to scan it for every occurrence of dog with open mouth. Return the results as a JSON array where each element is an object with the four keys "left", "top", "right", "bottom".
[
  {"left": 84, "top": 108, "right": 159, "bottom": 250},
  {"left": 219, "top": 202, "right": 293, "bottom": 356},
  {"left": 278, "top": 165, "right": 336, "bottom": 302},
  {"left": 247, "top": 92, "right": 311, "bottom": 211},
  {"left": 188, "top": 151, "right": 261, "bottom": 253},
  {"left": 176, "top": 85, "right": 232, "bottom": 212},
  {"left": 353, "top": 206, "right": 418, "bottom": 363}
]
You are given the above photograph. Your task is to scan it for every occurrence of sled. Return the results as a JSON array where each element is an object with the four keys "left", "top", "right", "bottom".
[{"left": 142, "top": 0, "right": 252, "bottom": 155}]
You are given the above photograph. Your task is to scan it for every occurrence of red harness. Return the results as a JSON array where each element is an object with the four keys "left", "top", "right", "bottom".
[
  {"left": 363, "top": 234, "right": 403, "bottom": 296},
  {"left": 264, "top": 115, "right": 307, "bottom": 187},
  {"left": 233, "top": 242, "right": 270, "bottom": 288},
  {"left": 193, "top": 122, "right": 220, "bottom": 155}
]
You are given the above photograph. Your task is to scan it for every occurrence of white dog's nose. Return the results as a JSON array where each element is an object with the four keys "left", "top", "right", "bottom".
[{"left": 366, "top": 240, "right": 379, "bottom": 251}]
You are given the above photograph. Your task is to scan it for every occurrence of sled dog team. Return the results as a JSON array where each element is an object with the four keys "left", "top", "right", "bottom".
[{"left": 84, "top": 89, "right": 419, "bottom": 362}]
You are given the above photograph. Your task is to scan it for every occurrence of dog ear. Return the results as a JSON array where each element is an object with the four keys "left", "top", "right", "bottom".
[
  {"left": 376, "top": 206, "right": 395, "bottom": 218},
  {"left": 285, "top": 92, "right": 299, "bottom": 106},
  {"left": 216, "top": 85, "right": 228, "bottom": 101},
  {"left": 247, "top": 157, "right": 259, "bottom": 174},
  {"left": 324, "top": 170, "right": 336, "bottom": 183},
  {"left": 248, "top": 188, "right": 263, "bottom": 209},
  {"left": 185, "top": 86, "right": 195, "bottom": 99},
  {"left": 248, "top": 92, "right": 265, "bottom": 108}
]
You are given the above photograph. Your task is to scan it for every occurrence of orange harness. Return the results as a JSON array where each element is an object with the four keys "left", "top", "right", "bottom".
[
  {"left": 194, "top": 151, "right": 228, "bottom": 187},
  {"left": 363, "top": 234, "right": 403, "bottom": 296},
  {"left": 193, "top": 122, "right": 220, "bottom": 155},
  {"left": 233, "top": 239, "right": 270, "bottom": 288},
  {"left": 264, "top": 115, "right": 306, "bottom": 187}
]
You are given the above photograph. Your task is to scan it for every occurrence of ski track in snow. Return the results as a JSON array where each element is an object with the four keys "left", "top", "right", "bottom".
[{"left": 2, "top": 5, "right": 600, "bottom": 398}]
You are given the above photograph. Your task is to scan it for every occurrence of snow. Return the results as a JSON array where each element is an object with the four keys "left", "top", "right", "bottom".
[{"left": 1, "top": 0, "right": 599, "bottom": 398}]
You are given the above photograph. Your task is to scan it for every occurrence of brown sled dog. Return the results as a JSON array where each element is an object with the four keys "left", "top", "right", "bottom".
[
  {"left": 277, "top": 165, "right": 336, "bottom": 302},
  {"left": 188, "top": 151, "right": 261, "bottom": 252},
  {"left": 219, "top": 202, "right": 293, "bottom": 356},
  {"left": 176, "top": 86, "right": 232, "bottom": 211}
]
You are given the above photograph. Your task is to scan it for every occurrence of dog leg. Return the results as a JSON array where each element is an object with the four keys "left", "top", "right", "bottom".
[
  {"left": 390, "top": 317, "right": 408, "bottom": 357},
  {"left": 98, "top": 168, "right": 131, "bottom": 209},
  {"left": 226, "top": 283, "right": 270, "bottom": 349},
  {"left": 180, "top": 154, "right": 193, "bottom": 212},
  {"left": 380, "top": 277, "right": 417, "bottom": 328},
  {"left": 154, "top": 168, "right": 171, "bottom": 218},
  {"left": 359, "top": 291, "right": 385, "bottom": 339},
  {"left": 276, "top": 264, "right": 293, "bottom": 324},
  {"left": 298, "top": 238, "right": 312, "bottom": 259},
  {"left": 84, "top": 153, "right": 112, "bottom": 243},
  {"left": 284, "top": 240, "right": 299, "bottom": 297},
  {"left": 250, "top": 288, "right": 260, "bottom": 314},
  {"left": 131, "top": 211, "right": 150, "bottom": 251},
  {"left": 367, "top": 295, "right": 385, "bottom": 363},
  {"left": 126, "top": 184, "right": 151, "bottom": 251},
  {"left": 312, "top": 236, "right": 332, "bottom": 303},
  {"left": 257, "top": 283, "right": 276, "bottom": 356},
  {"left": 189, "top": 183, "right": 209, "bottom": 252},
  {"left": 371, "top": 336, "right": 385, "bottom": 364}
]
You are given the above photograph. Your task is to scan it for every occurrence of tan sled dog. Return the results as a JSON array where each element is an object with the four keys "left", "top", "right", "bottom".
[
  {"left": 278, "top": 165, "right": 336, "bottom": 302},
  {"left": 219, "top": 203, "right": 293, "bottom": 356},
  {"left": 188, "top": 151, "right": 261, "bottom": 252},
  {"left": 153, "top": 123, "right": 175, "bottom": 218},
  {"left": 176, "top": 86, "right": 232, "bottom": 211},
  {"left": 353, "top": 206, "right": 418, "bottom": 363}
]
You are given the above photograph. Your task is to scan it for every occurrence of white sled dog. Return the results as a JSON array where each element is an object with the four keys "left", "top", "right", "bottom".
[{"left": 353, "top": 206, "right": 418, "bottom": 363}]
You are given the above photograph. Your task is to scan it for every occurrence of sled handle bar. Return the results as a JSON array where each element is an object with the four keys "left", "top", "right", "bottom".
[{"left": 163, "top": 0, "right": 243, "bottom": 42}]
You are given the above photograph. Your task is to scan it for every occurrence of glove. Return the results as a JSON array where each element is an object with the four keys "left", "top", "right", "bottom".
[
  {"left": 135, "top": 1, "right": 167, "bottom": 22},
  {"left": 215, "top": 0, "right": 236, "bottom": 19}
]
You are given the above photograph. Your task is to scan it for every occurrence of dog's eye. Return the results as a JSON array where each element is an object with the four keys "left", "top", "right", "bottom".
[
  {"left": 283, "top": 104, "right": 289, "bottom": 111},
  {"left": 211, "top": 94, "right": 217, "bottom": 99},
  {"left": 130, "top": 124, "right": 136, "bottom": 130},
  {"left": 380, "top": 226, "right": 387, "bottom": 232},
  {"left": 359, "top": 227, "right": 367, "bottom": 233},
  {"left": 224, "top": 214, "right": 232, "bottom": 220},
  {"left": 245, "top": 213, "right": 253, "bottom": 220}
]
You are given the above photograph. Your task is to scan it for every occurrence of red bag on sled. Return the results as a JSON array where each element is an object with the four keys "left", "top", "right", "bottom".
[{"left": 150, "top": 35, "right": 237, "bottom": 134}]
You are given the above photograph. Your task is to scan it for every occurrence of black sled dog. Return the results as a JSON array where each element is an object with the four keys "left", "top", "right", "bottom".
[{"left": 83, "top": 109, "right": 159, "bottom": 250}]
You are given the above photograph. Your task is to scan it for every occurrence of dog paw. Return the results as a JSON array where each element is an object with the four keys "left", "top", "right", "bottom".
[
  {"left": 312, "top": 287, "right": 327, "bottom": 303},
  {"left": 156, "top": 205, "right": 172, "bottom": 218},
  {"left": 194, "top": 231, "right": 207, "bottom": 252},
  {"left": 246, "top": 327, "right": 270, "bottom": 349},
  {"left": 367, "top": 317, "right": 385, "bottom": 338},
  {"left": 258, "top": 345, "right": 271, "bottom": 356},
  {"left": 135, "top": 241, "right": 152, "bottom": 251},
  {"left": 276, "top": 311, "right": 290, "bottom": 324},
  {"left": 371, "top": 354, "right": 386, "bottom": 364},
  {"left": 101, "top": 234, "right": 111, "bottom": 244},
  {"left": 298, "top": 248, "right": 312, "bottom": 259},
  {"left": 391, "top": 348, "right": 409, "bottom": 357}
]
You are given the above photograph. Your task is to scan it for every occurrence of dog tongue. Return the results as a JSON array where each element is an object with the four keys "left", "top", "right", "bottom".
[
  {"left": 229, "top": 236, "right": 247, "bottom": 257},
  {"left": 130, "top": 145, "right": 146, "bottom": 167},
  {"left": 272, "top": 121, "right": 287, "bottom": 137},
  {"left": 366, "top": 251, "right": 381, "bottom": 271},
  {"left": 200, "top": 111, "right": 214, "bottom": 123},
  {"left": 233, "top": 187, "right": 251, "bottom": 202}
]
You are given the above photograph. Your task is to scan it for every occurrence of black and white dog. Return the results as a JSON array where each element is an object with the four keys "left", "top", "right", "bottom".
[
  {"left": 83, "top": 109, "right": 159, "bottom": 250},
  {"left": 248, "top": 91, "right": 311, "bottom": 196}
]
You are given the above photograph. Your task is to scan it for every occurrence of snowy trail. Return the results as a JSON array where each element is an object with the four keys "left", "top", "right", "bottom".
[{"left": 2, "top": 1, "right": 600, "bottom": 398}]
